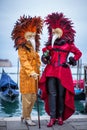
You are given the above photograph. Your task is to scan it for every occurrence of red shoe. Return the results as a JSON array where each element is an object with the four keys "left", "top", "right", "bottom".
[
  {"left": 47, "top": 118, "right": 56, "bottom": 127},
  {"left": 58, "top": 117, "right": 63, "bottom": 125}
]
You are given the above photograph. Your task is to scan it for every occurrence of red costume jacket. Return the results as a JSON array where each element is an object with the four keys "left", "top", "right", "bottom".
[{"left": 39, "top": 43, "right": 82, "bottom": 120}]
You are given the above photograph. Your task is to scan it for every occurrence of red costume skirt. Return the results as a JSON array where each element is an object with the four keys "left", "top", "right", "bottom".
[{"left": 39, "top": 64, "right": 75, "bottom": 120}]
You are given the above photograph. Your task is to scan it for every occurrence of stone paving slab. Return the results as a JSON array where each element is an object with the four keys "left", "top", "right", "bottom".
[
  {"left": 0, "top": 121, "right": 6, "bottom": 127},
  {"left": 53, "top": 123, "right": 76, "bottom": 130},
  {"left": 67, "top": 121, "right": 87, "bottom": 130},
  {"left": 7, "top": 121, "right": 28, "bottom": 130},
  {"left": 0, "top": 115, "right": 87, "bottom": 130},
  {"left": 0, "top": 127, "right": 6, "bottom": 130},
  {"left": 0, "top": 121, "right": 6, "bottom": 130}
]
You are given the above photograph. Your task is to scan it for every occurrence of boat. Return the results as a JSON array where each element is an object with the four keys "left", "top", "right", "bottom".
[
  {"left": 0, "top": 69, "right": 19, "bottom": 102},
  {"left": 73, "top": 79, "right": 85, "bottom": 100},
  {"left": 73, "top": 59, "right": 85, "bottom": 100}
]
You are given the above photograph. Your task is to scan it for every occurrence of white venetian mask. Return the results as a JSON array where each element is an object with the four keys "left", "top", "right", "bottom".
[
  {"left": 52, "top": 28, "right": 63, "bottom": 47},
  {"left": 24, "top": 32, "right": 36, "bottom": 51}
]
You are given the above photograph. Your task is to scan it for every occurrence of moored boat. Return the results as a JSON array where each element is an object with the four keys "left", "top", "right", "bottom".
[
  {"left": 73, "top": 79, "right": 85, "bottom": 100},
  {"left": 0, "top": 69, "right": 19, "bottom": 102}
]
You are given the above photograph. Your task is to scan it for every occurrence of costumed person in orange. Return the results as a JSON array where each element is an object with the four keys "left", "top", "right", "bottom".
[
  {"left": 39, "top": 12, "right": 82, "bottom": 127},
  {"left": 11, "top": 15, "right": 43, "bottom": 126}
]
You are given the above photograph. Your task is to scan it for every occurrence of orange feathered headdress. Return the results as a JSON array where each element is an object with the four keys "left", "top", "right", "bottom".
[
  {"left": 44, "top": 12, "right": 76, "bottom": 45},
  {"left": 11, "top": 15, "right": 43, "bottom": 51}
]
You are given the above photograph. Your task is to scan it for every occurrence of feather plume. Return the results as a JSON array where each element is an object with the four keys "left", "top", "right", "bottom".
[
  {"left": 11, "top": 15, "right": 43, "bottom": 51},
  {"left": 44, "top": 12, "right": 76, "bottom": 45}
]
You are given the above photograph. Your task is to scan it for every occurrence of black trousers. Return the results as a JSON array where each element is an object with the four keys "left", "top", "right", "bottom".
[{"left": 47, "top": 77, "right": 65, "bottom": 118}]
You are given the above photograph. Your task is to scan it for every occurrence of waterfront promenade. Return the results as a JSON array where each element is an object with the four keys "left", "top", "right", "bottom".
[{"left": 0, "top": 115, "right": 87, "bottom": 130}]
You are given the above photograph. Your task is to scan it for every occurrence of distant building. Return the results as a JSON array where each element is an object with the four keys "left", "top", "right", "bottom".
[{"left": 0, "top": 59, "right": 12, "bottom": 67}]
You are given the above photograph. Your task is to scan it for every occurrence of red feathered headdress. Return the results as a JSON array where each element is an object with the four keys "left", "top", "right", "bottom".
[
  {"left": 44, "top": 12, "right": 76, "bottom": 45},
  {"left": 11, "top": 15, "right": 43, "bottom": 51}
]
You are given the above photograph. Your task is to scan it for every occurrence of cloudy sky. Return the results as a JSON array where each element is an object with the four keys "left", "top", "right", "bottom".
[{"left": 0, "top": 0, "right": 87, "bottom": 66}]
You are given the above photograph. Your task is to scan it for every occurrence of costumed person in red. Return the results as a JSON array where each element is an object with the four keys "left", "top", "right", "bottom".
[
  {"left": 11, "top": 15, "right": 43, "bottom": 126},
  {"left": 39, "top": 12, "right": 82, "bottom": 127}
]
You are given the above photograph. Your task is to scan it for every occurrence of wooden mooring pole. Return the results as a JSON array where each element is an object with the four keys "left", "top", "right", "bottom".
[{"left": 84, "top": 66, "right": 87, "bottom": 112}]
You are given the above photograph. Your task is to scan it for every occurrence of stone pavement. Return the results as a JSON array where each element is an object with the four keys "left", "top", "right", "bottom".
[{"left": 0, "top": 115, "right": 87, "bottom": 130}]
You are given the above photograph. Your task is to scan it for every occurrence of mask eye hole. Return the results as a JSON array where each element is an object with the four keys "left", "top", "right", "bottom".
[
  {"left": 24, "top": 32, "right": 36, "bottom": 41},
  {"left": 52, "top": 28, "right": 63, "bottom": 38}
]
